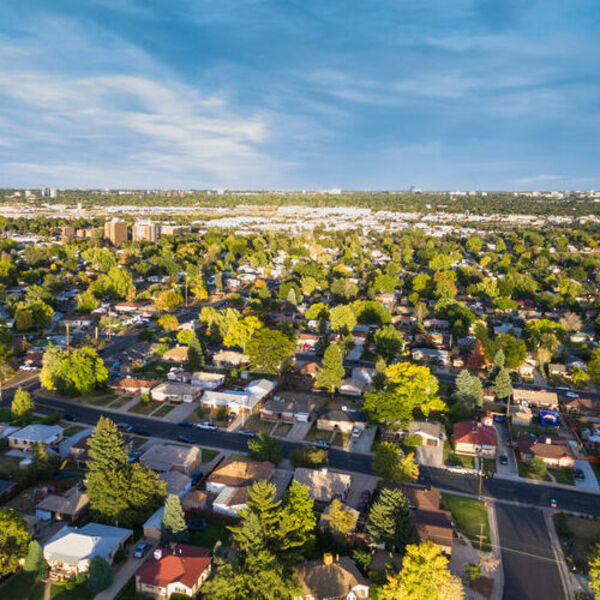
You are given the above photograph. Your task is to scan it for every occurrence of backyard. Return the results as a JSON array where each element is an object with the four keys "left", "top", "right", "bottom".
[{"left": 441, "top": 493, "right": 491, "bottom": 552}]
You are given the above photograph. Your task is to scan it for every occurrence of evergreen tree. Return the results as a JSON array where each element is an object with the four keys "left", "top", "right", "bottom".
[
  {"left": 455, "top": 369, "right": 484, "bottom": 408},
  {"left": 11, "top": 387, "right": 35, "bottom": 420},
  {"left": 493, "top": 367, "right": 513, "bottom": 401},
  {"left": 280, "top": 480, "right": 316, "bottom": 553},
  {"left": 315, "top": 343, "right": 345, "bottom": 395},
  {"left": 161, "top": 494, "right": 189, "bottom": 544},
  {"left": 86, "top": 556, "right": 113, "bottom": 594},
  {"left": 187, "top": 336, "right": 205, "bottom": 371},
  {"left": 23, "top": 540, "right": 48, "bottom": 581},
  {"left": 366, "top": 488, "right": 416, "bottom": 552},
  {"left": 493, "top": 349, "right": 506, "bottom": 368},
  {"left": 322, "top": 499, "right": 358, "bottom": 542},
  {"left": 87, "top": 416, "right": 128, "bottom": 474}
]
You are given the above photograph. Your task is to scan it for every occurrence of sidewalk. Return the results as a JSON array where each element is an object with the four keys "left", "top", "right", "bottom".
[{"left": 544, "top": 511, "right": 576, "bottom": 600}]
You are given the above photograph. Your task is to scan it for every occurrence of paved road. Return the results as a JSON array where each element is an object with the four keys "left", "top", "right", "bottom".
[{"left": 496, "top": 504, "right": 565, "bottom": 600}]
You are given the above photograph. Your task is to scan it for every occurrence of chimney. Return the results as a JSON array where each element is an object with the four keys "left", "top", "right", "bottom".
[
  {"left": 153, "top": 548, "right": 162, "bottom": 560},
  {"left": 545, "top": 437, "right": 552, "bottom": 445}
]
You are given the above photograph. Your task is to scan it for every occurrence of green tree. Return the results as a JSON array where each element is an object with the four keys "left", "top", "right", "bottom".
[
  {"left": 329, "top": 304, "right": 357, "bottom": 334},
  {"left": 155, "top": 289, "right": 184, "bottom": 312},
  {"left": 161, "top": 494, "right": 189, "bottom": 544},
  {"left": 454, "top": 370, "right": 484, "bottom": 408},
  {"left": 77, "top": 289, "right": 100, "bottom": 313},
  {"left": 246, "top": 329, "right": 295, "bottom": 374},
  {"left": 11, "top": 386, "right": 35, "bottom": 420},
  {"left": 23, "top": 540, "right": 48, "bottom": 581},
  {"left": 374, "top": 325, "right": 404, "bottom": 360},
  {"left": 366, "top": 488, "right": 415, "bottom": 552},
  {"left": 373, "top": 443, "right": 419, "bottom": 483},
  {"left": 322, "top": 498, "right": 358, "bottom": 542},
  {"left": 364, "top": 362, "right": 445, "bottom": 428},
  {"left": 0, "top": 509, "right": 31, "bottom": 577},
  {"left": 589, "top": 544, "right": 600, "bottom": 600},
  {"left": 248, "top": 433, "right": 282, "bottom": 464},
  {"left": 378, "top": 541, "right": 464, "bottom": 600},
  {"left": 158, "top": 314, "right": 179, "bottom": 332},
  {"left": 492, "top": 367, "right": 513, "bottom": 401},
  {"left": 315, "top": 343, "right": 345, "bottom": 395},
  {"left": 187, "top": 336, "right": 205, "bottom": 371},
  {"left": 86, "top": 556, "right": 113, "bottom": 594},
  {"left": 527, "top": 456, "right": 548, "bottom": 478}
]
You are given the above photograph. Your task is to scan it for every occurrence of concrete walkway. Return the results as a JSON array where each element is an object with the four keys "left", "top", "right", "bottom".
[
  {"left": 544, "top": 510, "right": 576, "bottom": 600},
  {"left": 95, "top": 546, "right": 154, "bottom": 600}
]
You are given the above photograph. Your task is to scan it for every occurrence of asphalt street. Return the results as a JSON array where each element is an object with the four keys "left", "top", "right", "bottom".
[{"left": 496, "top": 504, "right": 565, "bottom": 600}]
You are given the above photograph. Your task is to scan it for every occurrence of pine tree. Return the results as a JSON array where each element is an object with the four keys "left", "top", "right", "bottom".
[
  {"left": 161, "top": 494, "right": 189, "bottom": 544},
  {"left": 11, "top": 387, "right": 35, "bottom": 420},
  {"left": 493, "top": 367, "right": 513, "bottom": 401},
  {"left": 87, "top": 416, "right": 128, "bottom": 474},
  {"left": 493, "top": 349, "right": 506, "bottom": 368},
  {"left": 187, "top": 336, "right": 205, "bottom": 371},
  {"left": 280, "top": 480, "right": 316, "bottom": 553},
  {"left": 316, "top": 343, "right": 345, "bottom": 395},
  {"left": 455, "top": 369, "right": 484, "bottom": 408},
  {"left": 86, "top": 556, "right": 113, "bottom": 594},
  {"left": 366, "top": 488, "right": 416, "bottom": 552}
]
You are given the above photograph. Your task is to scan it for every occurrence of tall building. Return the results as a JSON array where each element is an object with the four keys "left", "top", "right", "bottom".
[
  {"left": 41, "top": 187, "right": 57, "bottom": 198},
  {"left": 104, "top": 219, "right": 129, "bottom": 245},
  {"left": 132, "top": 219, "right": 158, "bottom": 243}
]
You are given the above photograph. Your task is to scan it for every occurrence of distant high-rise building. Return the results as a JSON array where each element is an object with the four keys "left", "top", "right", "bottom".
[
  {"left": 41, "top": 187, "right": 57, "bottom": 198},
  {"left": 132, "top": 219, "right": 158, "bottom": 242},
  {"left": 104, "top": 218, "right": 129, "bottom": 245}
]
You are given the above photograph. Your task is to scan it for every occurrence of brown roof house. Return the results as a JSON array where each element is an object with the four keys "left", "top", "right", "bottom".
[
  {"left": 513, "top": 389, "right": 559, "bottom": 411},
  {"left": 140, "top": 444, "right": 202, "bottom": 475},
  {"left": 317, "top": 408, "right": 368, "bottom": 436},
  {"left": 35, "top": 486, "right": 89, "bottom": 523},
  {"left": 453, "top": 419, "right": 498, "bottom": 458},
  {"left": 293, "top": 554, "right": 369, "bottom": 600},
  {"left": 162, "top": 346, "right": 189, "bottom": 363},
  {"left": 293, "top": 467, "right": 352, "bottom": 504},
  {"left": 517, "top": 435, "right": 576, "bottom": 468},
  {"left": 261, "top": 396, "right": 316, "bottom": 424},
  {"left": 112, "top": 377, "right": 159, "bottom": 395}
]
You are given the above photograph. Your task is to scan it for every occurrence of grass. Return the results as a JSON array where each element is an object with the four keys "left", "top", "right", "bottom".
[
  {"left": 548, "top": 467, "right": 575, "bottom": 486},
  {"left": 441, "top": 493, "right": 491, "bottom": 552},
  {"left": 128, "top": 400, "right": 159, "bottom": 415},
  {"left": 273, "top": 422, "right": 292, "bottom": 437},
  {"left": 133, "top": 360, "right": 172, "bottom": 380},
  {"left": 201, "top": 448, "right": 220, "bottom": 463},
  {"left": 480, "top": 458, "right": 497, "bottom": 473},
  {"left": 50, "top": 583, "right": 93, "bottom": 600},
  {"left": 152, "top": 404, "right": 175, "bottom": 418},
  {"left": 62, "top": 424, "right": 87, "bottom": 437},
  {"left": 81, "top": 392, "right": 117, "bottom": 406},
  {"left": 518, "top": 462, "right": 548, "bottom": 481},
  {"left": 331, "top": 431, "right": 350, "bottom": 448},
  {"left": 115, "top": 578, "right": 147, "bottom": 600},
  {"left": 511, "top": 424, "right": 559, "bottom": 442},
  {"left": 554, "top": 513, "right": 600, "bottom": 573},
  {"left": 108, "top": 396, "right": 131, "bottom": 409},
  {"left": 0, "top": 573, "right": 44, "bottom": 600},
  {"left": 242, "top": 415, "right": 276, "bottom": 434},
  {"left": 304, "top": 423, "right": 333, "bottom": 442},
  {"left": 0, "top": 454, "right": 23, "bottom": 478},
  {"left": 189, "top": 521, "right": 230, "bottom": 549},
  {"left": 443, "top": 444, "right": 475, "bottom": 469}
]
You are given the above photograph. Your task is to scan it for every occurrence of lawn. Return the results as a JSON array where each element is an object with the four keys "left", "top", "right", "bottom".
[
  {"left": 331, "top": 431, "right": 350, "bottom": 449},
  {"left": 554, "top": 513, "right": 600, "bottom": 573},
  {"left": 115, "top": 577, "right": 147, "bottom": 600},
  {"left": 50, "top": 583, "right": 93, "bottom": 600},
  {"left": 443, "top": 444, "right": 475, "bottom": 469},
  {"left": 0, "top": 573, "right": 44, "bottom": 600},
  {"left": 133, "top": 360, "right": 172, "bottom": 380},
  {"left": 82, "top": 392, "right": 117, "bottom": 407},
  {"left": 304, "top": 423, "right": 333, "bottom": 443},
  {"left": 201, "top": 448, "right": 220, "bottom": 463},
  {"left": 62, "top": 424, "right": 87, "bottom": 437},
  {"left": 480, "top": 458, "right": 497, "bottom": 473},
  {"left": 548, "top": 467, "right": 575, "bottom": 486},
  {"left": 108, "top": 396, "right": 131, "bottom": 409},
  {"left": 128, "top": 400, "right": 159, "bottom": 415},
  {"left": 273, "top": 422, "right": 292, "bottom": 437},
  {"left": 189, "top": 521, "right": 231, "bottom": 549},
  {"left": 441, "top": 493, "right": 491, "bottom": 552},
  {"left": 242, "top": 415, "right": 276, "bottom": 434},
  {"left": 152, "top": 404, "right": 175, "bottom": 418},
  {"left": 517, "top": 462, "right": 547, "bottom": 481},
  {"left": 0, "top": 454, "right": 23, "bottom": 478}
]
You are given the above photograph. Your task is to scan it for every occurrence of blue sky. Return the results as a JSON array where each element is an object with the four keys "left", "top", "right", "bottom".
[{"left": 1, "top": 0, "right": 599, "bottom": 190}]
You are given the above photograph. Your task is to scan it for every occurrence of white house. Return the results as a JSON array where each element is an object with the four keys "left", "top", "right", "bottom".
[
  {"left": 8, "top": 424, "right": 63, "bottom": 450},
  {"left": 190, "top": 371, "right": 225, "bottom": 390},
  {"left": 150, "top": 382, "right": 202, "bottom": 403}
]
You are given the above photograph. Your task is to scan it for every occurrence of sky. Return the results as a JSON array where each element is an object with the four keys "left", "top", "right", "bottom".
[{"left": 0, "top": 0, "right": 599, "bottom": 190}]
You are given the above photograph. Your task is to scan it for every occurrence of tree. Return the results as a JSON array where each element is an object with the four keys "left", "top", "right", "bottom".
[
  {"left": 161, "top": 494, "right": 189, "bottom": 544},
  {"left": 77, "top": 289, "right": 99, "bottom": 313},
  {"left": 373, "top": 443, "right": 419, "bottom": 483},
  {"left": 374, "top": 325, "right": 404, "bottom": 360},
  {"left": 248, "top": 433, "right": 282, "bottom": 464},
  {"left": 0, "top": 509, "right": 31, "bottom": 577},
  {"left": 322, "top": 498, "right": 358, "bottom": 542},
  {"left": 23, "top": 540, "right": 48, "bottom": 581},
  {"left": 280, "top": 480, "right": 317, "bottom": 553},
  {"left": 158, "top": 314, "right": 179, "bottom": 332},
  {"left": 589, "top": 544, "right": 600, "bottom": 600},
  {"left": 560, "top": 311, "right": 582, "bottom": 332},
  {"left": 527, "top": 456, "right": 548, "bottom": 478},
  {"left": 246, "top": 329, "right": 295, "bottom": 374},
  {"left": 329, "top": 304, "right": 357, "bottom": 334},
  {"left": 434, "top": 301, "right": 474, "bottom": 337},
  {"left": 223, "top": 316, "right": 263, "bottom": 351},
  {"left": 494, "top": 334, "right": 527, "bottom": 369},
  {"left": 86, "top": 556, "right": 113, "bottom": 594},
  {"left": 11, "top": 387, "right": 34, "bottom": 420},
  {"left": 364, "top": 362, "right": 445, "bottom": 428},
  {"left": 588, "top": 348, "right": 600, "bottom": 384},
  {"left": 466, "top": 340, "right": 486, "bottom": 371},
  {"left": 397, "top": 452, "right": 419, "bottom": 483},
  {"left": 155, "top": 289, "right": 184, "bottom": 312},
  {"left": 378, "top": 541, "right": 464, "bottom": 600},
  {"left": 454, "top": 370, "right": 483, "bottom": 408},
  {"left": 187, "top": 337, "right": 205, "bottom": 372},
  {"left": 315, "top": 343, "right": 345, "bottom": 395},
  {"left": 492, "top": 367, "right": 513, "bottom": 401},
  {"left": 366, "top": 488, "right": 416, "bottom": 552}
]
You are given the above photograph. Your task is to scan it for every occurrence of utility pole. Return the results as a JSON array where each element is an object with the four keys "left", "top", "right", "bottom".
[
  {"left": 95, "top": 326, "right": 99, "bottom": 344},
  {"left": 477, "top": 522, "right": 485, "bottom": 552},
  {"left": 66, "top": 322, "right": 70, "bottom": 353},
  {"left": 185, "top": 278, "right": 188, "bottom": 308}
]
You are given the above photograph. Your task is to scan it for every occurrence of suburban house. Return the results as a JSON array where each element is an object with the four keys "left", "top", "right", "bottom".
[
  {"left": 260, "top": 396, "right": 316, "bottom": 424},
  {"left": 296, "top": 332, "right": 320, "bottom": 351},
  {"left": 135, "top": 545, "right": 212, "bottom": 600},
  {"left": 316, "top": 408, "right": 368, "bottom": 435},
  {"left": 411, "top": 347, "right": 450, "bottom": 366},
  {"left": 212, "top": 350, "right": 249, "bottom": 368},
  {"left": 35, "top": 486, "right": 89, "bottom": 523},
  {"left": 112, "top": 377, "right": 159, "bottom": 395},
  {"left": 150, "top": 382, "right": 202, "bottom": 404},
  {"left": 43, "top": 523, "right": 132, "bottom": 577},
  {"left": 517, "top": 435, "right": 576, "bottom": 468},
  {"left": 181, "top": 490, "right": 208, "bottom": 513},
  {"left": 202, "top": 379, "right": 275, "bottom": 416},
  {"left": 510, "top": 404, "right": 533, "bottom": 426},
  {"left": 513, "top": 389, "right": 559, "bottom": 411},
  {"left": 293, "top": 555, "right": 369, "bottom": 600},
  {"left": 190, "top": 371, "right": 225, "bottom": 390},
  {"left": 8, "top": 424, "right": 64, "bottom": 450},
  {"left": 399, "top": 485, "right": 454, "bottom": 555},
  {"left": 140, "top": 444, "right": 202, "bottom": 475},
  {"left": 351, "top": 367, "right": 376, "bottom": 386},
  {"left": 562, "top": 397, "right": 600, "bottom": 417},
  {"left": 385, "top": 420, "right": 445, "bottom": 446},
  {"left": 339, "top": 377, "right": 368, "bottom": 397},
  {"left": 453, "top": 420, "right": 498, "bottom": 458},
  {"left": 293, "top": 467, "right": 352, "bottom": 504},
  {"left": 548, "top": 363, "right": 567, "bottom": 377},
  {"left": 159, "top": 471, "right": 192, "bottom": 497},
  {"left": 162, "top": 346, "right": 189, "bottom": 363}
]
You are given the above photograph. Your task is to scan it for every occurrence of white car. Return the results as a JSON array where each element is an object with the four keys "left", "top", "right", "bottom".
[
  {"left": 351, "top": 426, "right": 363, "bottom": 439},
  {"left": 565, "top": 392, "right": 579, "bottom": 398},
  {"left": 19, "top": 364, "right": 36, "bottom": 371},
  {"left": 195, "top": 422, "right": 218, "bottom": 431}
]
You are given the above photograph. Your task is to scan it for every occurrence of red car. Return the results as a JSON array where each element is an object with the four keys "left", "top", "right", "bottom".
[{"left": 358, "top": 490, "right": 371, "bottom": 511}]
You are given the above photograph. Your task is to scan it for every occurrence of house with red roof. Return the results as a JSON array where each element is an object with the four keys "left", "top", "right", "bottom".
[
  {"left": 453, "top": 419, "right": 498, "bottom": 458},
  {"left": 135, "top": 544, "right": 211, "bottom": 599}
]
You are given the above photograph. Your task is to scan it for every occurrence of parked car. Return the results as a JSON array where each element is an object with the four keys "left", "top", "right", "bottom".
[
  {"left": 188, "top": 518, "right": 207, "bottom": 531},
  {"left": 499, "top": 454, "right": 508, "bottom": 465},
  {"left": 565, "top": 392, "right": 580, "bottom": 398},
  {"left": 550, "top": 498, "right": 558, "bottom": 508},
  {"left": 63, "top": 413, "right": 77, "bottom": 422},
  {"left": 132, "top": 427, "right": 150, "bottom": 436},
  {"left": 191, "top": 471, "right": 203, "bottom": 486},
  {"left": 574, "top": 468, "right": 585, "bottom": 481},
  {"left": 357, "top": 489, "right": 371, "bottom": 511},
  {"left": 312, "top": 440, "right": 331, "bottom": 450},
  {"left": 178, "top": 434, "right": 194, "bottom": 444},
  {"left": 351, "top": 426, "right": 362, "bottom": 439},
  {"left": 19, "top": 364, "right": 36, "bottom": 371},
  {"left": 117, "top": 422, "right": 133, "bottom": 433},
  {"left": 133, "top": 542, "right": 151, "bottom": 558},
  {"left": 196, "top": 422, "right": 217, "bottom": 431},
  {"left": 128, "top": 451, "right": 142, "bottom": 463},
  {"left": 177, "top": 421, "right": 193, "bottom": 428},
  {"left": 237, "top": 430, "right": 257, "bottom": 437}
]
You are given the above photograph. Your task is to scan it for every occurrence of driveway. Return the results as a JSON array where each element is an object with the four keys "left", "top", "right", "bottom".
[
  {"left": 286, "top": 420, "right": 312, "bottom": 441},
  {"left": 344, "top": 471, "right": 379, "bottom": 510},
  {"left": 415, "top": 443, "right": 443, "bottom": 467},
  {"left": 574, "top": 459, "right": 600, "bottom": 492},
  {"left": 348, "top": 426, "right": 377, "bottom": 454},
  {"left": 495, "top": 423, "right": 518, "bottom": 476}
]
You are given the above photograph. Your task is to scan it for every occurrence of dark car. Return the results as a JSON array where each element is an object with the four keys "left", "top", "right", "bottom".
[
  {"left": 133, "top": 542, "right": 151, "bottom": 558},
  {"left": 63, "top": 413, "right": 77, "bottom": 422},
  {"left": 177, "top": 421, "right": 193, "bottom": 428},
  {"left": 178, "top": 434, "right": 194, "bottom": 444},
  {"left": 499, "top": 455, "right": 508, "bottom": 465},
  {"left": 117, "top": 422, "right": 134, "bottom": 433},
  {"left": 188, "top": 518, "right": 207, "bottom": 531},
  {"left": 237, "top": 430, "right": 257, "bottom": 437},
  {"left": 574, "top": 468, "right": 585, "bottom": 481},
  {"left": 132, "top": 427, "right": 150, "bottom": 436},
  {"left": 128, "top": 451, "right": 142, "bottom": 463},
  {"left": 358, "top": 489, "right": 371, "bottom": 512},
  {"left": 312, "top": 440, "right": 331, "bottom": 450},
  {"left": 191, "top": 471, "right": 204, "bottom": 486}
]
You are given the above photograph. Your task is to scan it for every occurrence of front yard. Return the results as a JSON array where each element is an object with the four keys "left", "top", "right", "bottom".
[
  {"left": 128, "top": 400, "right": 159, "bottom": 415},
  {"left": 304, "top": 423, "right": 334, "bottom": 443},
  {"left": 441, "top": 493, "right": 491, "bottom": 552},
  {"left": 443, "top": 444, "right": 475, "bottom": 469},
  {"left": 554, "top": 513, "right": 600, "bottom": 573},
  {"left": 242, "top": 415, "right": 276, "bottom": 434}
]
